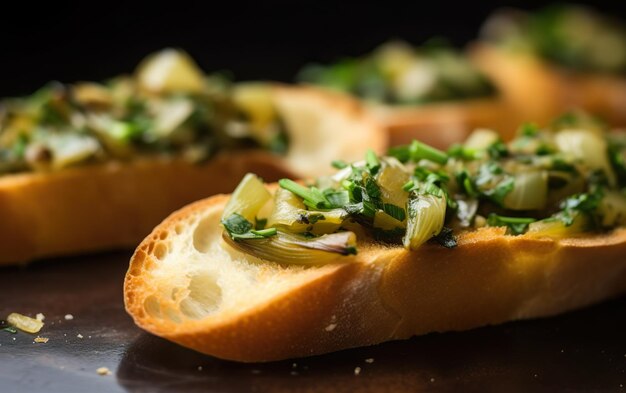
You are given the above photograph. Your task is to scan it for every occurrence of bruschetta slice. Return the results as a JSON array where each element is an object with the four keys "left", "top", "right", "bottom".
[
  {"left": 0, "top": 50, "right": 385, "bottom": 264},
  {"left": 125, "top": 116, "right": 626, "bottom": 361}
]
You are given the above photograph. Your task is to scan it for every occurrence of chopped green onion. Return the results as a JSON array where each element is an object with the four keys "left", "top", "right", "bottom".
[
  {"left": 324, "top": 190, "right": 350, "bottom": 208},
  {"left": 279, "top": 179, "right": 331, "bottom": 209},
  {"left": 519, "top": 122, "right": 539, "bottom": 137},
  {"left": 387, "top": 145, "right": 411, "bottom": 163},
  {"left": 365, "top": 149, "right": 381, "bottom": 175},
  {"left": 409, "top": 140, "right": 448, "bottom": 164},
  {"left": 331, "top": 160, "right": 348, "bottom": 169},
  {"left": 383, "top": 203, "right": 406, "bottom": 222},
  {"left": 487, "top": 214, "right": 535, "bottom": 235},
  {"left": 2, "top": 326, "right": 17, "bottom": 334},
  {"left": 251, "top": 228, "right": 277, "bottom": 237}
]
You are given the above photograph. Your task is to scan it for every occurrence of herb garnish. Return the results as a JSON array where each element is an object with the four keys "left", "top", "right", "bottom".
[
  {"left": 487, "top": 214, "right": 536, "bottom": 235},
  {"left": 222, "top": 213, "right": 277, "bottom": 241}
]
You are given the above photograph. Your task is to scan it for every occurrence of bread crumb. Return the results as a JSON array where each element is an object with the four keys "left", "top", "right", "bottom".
[
  {"left": 96, "top": 367, "right": 111, "bottom": 376},
  {"left": 77, "top": 334, "right": 83, "bottom": 339},
  {"left": 34, "top": 337, "right": 49, "bottom": 343},
  {"left": 365, "top": 358, "right": 374, "bottom": 364},
  {"left": 354, "top": 367, "right": 361, "bottom": 376},
  {"left": 324, "top": 323, "right": 337, "bottom": 332},
  {"left": 36, "top": 313, "right": 45, "bottom": 321},
  {"left": 64, "top": 314, "right": 74, "bottom": 320}
]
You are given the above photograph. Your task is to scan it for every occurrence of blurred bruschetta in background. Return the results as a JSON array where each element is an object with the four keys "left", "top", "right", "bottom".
[
  {"left": 470, "top": 5, "right": 626, "bottom": 128},
  {"left": 0, "top": 49, "right": 385, "bottom": 264},
  {"left": 297, "top": 40, "right": 521, "bottom": 148}
]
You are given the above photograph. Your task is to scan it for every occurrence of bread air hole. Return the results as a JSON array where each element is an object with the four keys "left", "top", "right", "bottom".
[
  {"left": 144, "top": 295, "right": 162, "bottom": 319},
  {"left": 179, "top": 271, "right": 223, "bottom": 319},
  {"left": 153, "top": 243, "right": 169, "bottom": 260},
  {"left": 193, "top": 216, "right": 220, "bottom": 253}
]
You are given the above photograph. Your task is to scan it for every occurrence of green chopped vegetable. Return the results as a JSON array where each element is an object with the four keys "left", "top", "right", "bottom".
[
  {"left": 0, "top": 49, "right": 289, "bottom": 175},
  {"left": 409, "top": 140, "right": 448, "bottom": 165},
  {"left": 487, "top": 214, "right": 536, "bottom": 235},
  {"left": 221, "top": 115, "right": 626, "bottom": 263}
]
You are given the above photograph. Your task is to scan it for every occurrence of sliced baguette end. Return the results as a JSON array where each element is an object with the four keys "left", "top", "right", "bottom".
[{"left": 124, "top": 191, "right": 626, "bottom": 362}]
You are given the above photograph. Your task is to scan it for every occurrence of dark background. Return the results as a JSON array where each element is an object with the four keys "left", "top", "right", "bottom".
[{"left": 1, "top": 1, "right": 626, "bottom": 97}]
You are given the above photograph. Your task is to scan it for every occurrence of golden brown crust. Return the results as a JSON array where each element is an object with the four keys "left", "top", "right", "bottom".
[
  {"left": 469, "top": 43, "right": 626, "bottom": 127},
  {"left": 0, "top": 85, "right": 386, "bottom": 264},
  {"left": 370, "top": 98, "right": 519, "bottom": 148},
  {"left": 0, "top": 153, "right": 291, "bottom": 265},
  {"left": 124, "top": 192, "right": 626, "bottom": 362}
]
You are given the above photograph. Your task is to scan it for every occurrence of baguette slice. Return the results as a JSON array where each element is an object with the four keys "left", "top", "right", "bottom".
[
  {"left": 370, "top": 97, "right": 519, "bottom": 148},
  {"left": 124, "top": 191, "right": 626, "bottom": 362},
  {"left": 0, "top": 86, "right": 385, "bottom": 265},
  {"left": 469, "top": 44, "right": 626, "bottom": 127}
]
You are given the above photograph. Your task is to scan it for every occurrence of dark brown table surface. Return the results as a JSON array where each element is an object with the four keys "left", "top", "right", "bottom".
[{"left": 1, "top": 251, "right": 625, "bottom": 393}]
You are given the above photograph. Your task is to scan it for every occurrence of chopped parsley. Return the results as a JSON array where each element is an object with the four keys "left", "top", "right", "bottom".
[{"left": 222, "top": 213, "right": 277, "bottom": 241}]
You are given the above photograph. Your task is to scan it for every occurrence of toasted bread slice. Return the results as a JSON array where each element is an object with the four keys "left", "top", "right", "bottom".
[
  {"left": 370, "top": 98, "right": 519, "bottom": 148},
  {"left": 124, "top": 191, "right": 626, "bottom": 362},
  {"left": 470, "top": 44, "right": 626, "bottom": 127},
  {"left": 0, "top": 86, "right": 385, "bottom": 265}
]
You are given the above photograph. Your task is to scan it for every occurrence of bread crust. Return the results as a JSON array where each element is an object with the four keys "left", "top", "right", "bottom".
[
  {"left": 470, "top": 43, "right": 626, "bottom": 127},
  {"left": 0, "top": 153, "right": 291, "bottom": 264},
  {"left": 0, "top": 86, "right": 385, "bottom": 264},
  {"left": 124, "top": 192, "right": 626, "bottom": 362},
  {"left": 370, "top": 98, "right": 519, "bottom": 148}
]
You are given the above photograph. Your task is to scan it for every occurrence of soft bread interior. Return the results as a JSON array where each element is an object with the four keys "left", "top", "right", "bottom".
[
  {"left": 274, "top": 87, "right": 386, "bottom": 179},
  {"left": 125, "top": 192, "right": 626, "bottom": 361},
  {"left": 126, "top": 196, "right": 343, "bottom": 333}
]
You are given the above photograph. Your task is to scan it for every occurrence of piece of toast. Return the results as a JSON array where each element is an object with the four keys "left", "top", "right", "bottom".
[
  {"left": 0, "top": 86, "right": 385, "bottom": 265},
  {"left": 124, "top": 191, "right": 626, "bottom": 362},
  {"left": 469, "top": 43, "right": 626, "bottom": 127}
]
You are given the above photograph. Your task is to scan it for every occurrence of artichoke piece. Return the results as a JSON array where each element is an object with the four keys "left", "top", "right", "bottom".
[
  {"left": 598, "top": 190, "right": 626, "bottom": 227},
  {"left": 44, "top": 133, "right": 100, "bottom": 170},
  {"left": 231, "top": 83, "right": 277, "bottom": 144},
  {"left": 268, "top": 188, "right": 346, "bottom": 235},
  {"left": 221, "top": 173, "right": 271, "bottom": 222},
  {"left": 555, "top": 129, "right": 616, "bottom": 186},
  {"left": 403, "top": 193, "right": 447, "bottom": 250},
  {"left": 526, "top": 212, "right": 588, "bottom": 238},
  {"left": 503, "top": 170, "right": 548, "bottom": 211},
  {"left": 136, "top": 48, "right": 206, "bottom": 94},
  {"left": 223, "top": 230, "right": 357, "bottom": 265},
  {"left": 376, "top": 157, "right": 411, "bottom": 210},
  {"left": 7, "top": 312, "right": 44, "bottom": 334}
]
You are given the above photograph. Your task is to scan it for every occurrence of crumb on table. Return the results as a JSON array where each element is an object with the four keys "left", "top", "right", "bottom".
[{"left": 96, "top": 367, "right": 111, "bottom": 376}]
